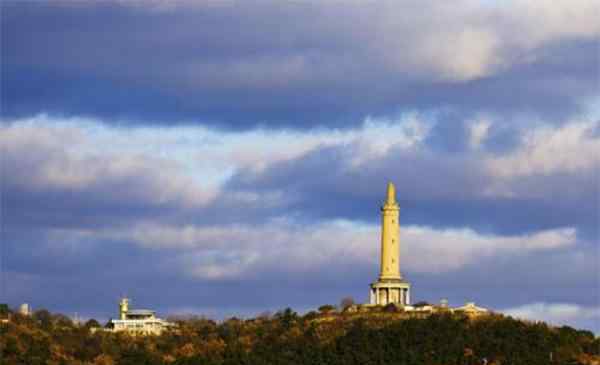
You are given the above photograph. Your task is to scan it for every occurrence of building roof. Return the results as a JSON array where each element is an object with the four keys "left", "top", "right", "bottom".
[
  {"left": 455, "top": 302, "right": 488, "bottom": 312},
  {"left": 127, "top": 309, "right": 155, "bottom": 315}
]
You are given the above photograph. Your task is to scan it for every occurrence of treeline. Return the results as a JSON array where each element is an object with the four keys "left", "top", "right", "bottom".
[{"left": 1, "top": 305, "right": 599, "bottom": 365}]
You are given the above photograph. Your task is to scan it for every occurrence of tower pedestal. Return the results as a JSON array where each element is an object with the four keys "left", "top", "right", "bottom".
[{"left": 370, "top": 279, "right": 411, "bottom": 306}]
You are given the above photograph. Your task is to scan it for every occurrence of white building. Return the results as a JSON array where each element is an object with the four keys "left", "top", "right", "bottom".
[
  {"left": 402, "top": 300, "right": 489, "bottom": 316},
  {"left": 19, "top": 303, "right": 31, "bottom": 316},
  {"left": 107, "top": 298, "right": 173, "bottom": 335},
  {"left": 453, "top": 302, "right": 489, "bottom": 317}
]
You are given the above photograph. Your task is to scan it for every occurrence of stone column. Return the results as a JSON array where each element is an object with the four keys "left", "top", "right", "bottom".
[{"left": 379, "top": 183, "right": 401, "bottom": 281}]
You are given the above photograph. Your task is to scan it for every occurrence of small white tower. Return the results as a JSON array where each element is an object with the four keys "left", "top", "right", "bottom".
[
  {"left": 19, "top": 303, "right": 31, "bottom": 316},
  {"left": 119, "top": 298, "right": 129, "bottom": 320}
]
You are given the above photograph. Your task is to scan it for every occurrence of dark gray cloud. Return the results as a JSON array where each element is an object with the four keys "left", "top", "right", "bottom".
[
  {"left": 2, "top": 1, "right": 597, "bottom": 129},
  {"left": 228, "top": 141, "right": 598, "bottom": 237}
]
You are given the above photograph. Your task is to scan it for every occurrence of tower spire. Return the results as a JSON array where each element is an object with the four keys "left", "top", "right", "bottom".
[{"left": 386, "top": 182, "right": 396, "bottom": 205}]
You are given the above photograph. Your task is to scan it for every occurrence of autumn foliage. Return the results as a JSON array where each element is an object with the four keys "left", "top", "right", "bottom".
[{"left": 1, "top": 306, "right": 598, "bottom": 365}]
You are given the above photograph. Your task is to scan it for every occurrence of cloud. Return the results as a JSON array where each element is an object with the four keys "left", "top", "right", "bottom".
[
  {"left": 504, "top": 302, "right": 600, "bottom": 333},
  {"left": 4, "top": 113, "right": 597, "bottom": 235},
  {"left": 405, "top": 226, "right": 577, "bottom": 273},
  {"left": 486, "top": 120, "right": 600, "bottom": 178},
  {"left": 41, "top": 218, "right": 575, "bottom": 280},
  {"left": 0, "top": 120, "right": 216, "bottom": 230},
  {"left": 229, "top": 116, "right": 598, "bottom": 236},
  {"left": 2, "top": 0, "right": 598, "bottom": 127},
  {"left": 7, "top": 208, "right": 595, "bottom": 327}
]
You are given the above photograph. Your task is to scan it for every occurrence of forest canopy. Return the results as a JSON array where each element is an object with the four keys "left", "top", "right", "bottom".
[{"left": 1, "top": 305, "right": 598, "bottom": 365}]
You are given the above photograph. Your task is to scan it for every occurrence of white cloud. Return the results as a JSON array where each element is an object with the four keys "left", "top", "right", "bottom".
[
  {"left": 496, "top": 0, "right": 600, "bottom": 47},
  {"left": 480, "top": 119, "right": 600, "bottom": 199},
  {"left": 2, "top": 113, "right": 431, "bottom": 185},
  {"left": 4, "top": 113, "right": 599, "bottom": 247},
  {"left": 405, "top": 226, "right": 577, "bottom": 273},
  {"left": 504, "top": 302, "right": 600, "bottom": 332},
  {"left": 7, "top": 112, "right": 599, "bottom": 195},
  {"left": 468, "top": 118, "right": 492, "bottom": 150},
  {"left": 409, "top": 24, "right": 504, "bottom": 81},
  {"left": 0, "top": 119, "right": 216, "bottom": 206},
  {"left": 80, "top": 219, "right": 577, "bottom": 279},
  {"left": 486, "top": 120, "right": 600, "bottom": 178}
]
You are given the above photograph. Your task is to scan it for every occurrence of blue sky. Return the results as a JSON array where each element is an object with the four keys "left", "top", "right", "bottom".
[{"left": 1, "top": 0, "right": 599, "bottom": 332}]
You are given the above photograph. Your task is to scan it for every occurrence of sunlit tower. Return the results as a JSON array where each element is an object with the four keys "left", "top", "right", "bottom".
[{"left": 369, "top": 182, "right": 411, "bottom": 305}]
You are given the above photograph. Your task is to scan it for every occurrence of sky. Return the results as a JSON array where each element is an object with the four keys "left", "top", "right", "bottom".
[{"left": 1, "top": 0, "right": 599, "bottom": 332}]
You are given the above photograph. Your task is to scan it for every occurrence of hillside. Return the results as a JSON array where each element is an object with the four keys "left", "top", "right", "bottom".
[{"left": 1, "top": 306, "right": 598, "bottom": 365}]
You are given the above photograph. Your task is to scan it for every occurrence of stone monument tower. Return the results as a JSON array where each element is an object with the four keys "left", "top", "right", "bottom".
[{"left": 370, "top": 182, "right": 411, "bottom": 305}]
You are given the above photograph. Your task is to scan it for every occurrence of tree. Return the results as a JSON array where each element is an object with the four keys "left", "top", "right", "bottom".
[
  {"left": 85, "top": 319, "right": 101, "bottom": 328},
  {"left": 3, "top": 305, "right": 600, "bottom": 365},
  {"left": 318, "top": 305, "right": 336, "bottom": 314},
  {"left": 93, "top": 354, "right": 116, "bottom": 365},
  {"left": 33, "top": 309, "right": 53, "bottom": 330},
  {"left": 413, "top": 301, "right": 430, "bottom": 308},
  {"left": 340, "top": 297, "right": 355, "bottom": 310},
  {"left": 303, "top": 311, "right": 319, "bottom": 320},
  {"left": 53, "top": 313, "right": 74, "bottom": 328},
  {"left": 0, "top": 303, "right": 10, "bottom": 316},
  {"left": 276, "top": 308, "right": 298, "bottom": 330}
]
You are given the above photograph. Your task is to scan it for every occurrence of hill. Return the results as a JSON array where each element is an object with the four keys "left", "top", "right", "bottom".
[{"left": 1, "top": 306, "right": 598, "bottom": 365}]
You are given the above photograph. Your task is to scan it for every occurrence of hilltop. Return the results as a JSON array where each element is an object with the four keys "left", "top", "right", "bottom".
[{"left": 1, "top": 305, "right": 599, "bottom": 365}]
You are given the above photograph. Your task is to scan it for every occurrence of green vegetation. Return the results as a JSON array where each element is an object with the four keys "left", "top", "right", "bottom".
[{"left": 1, "top": 306, "right": 598, "bottom": 365}]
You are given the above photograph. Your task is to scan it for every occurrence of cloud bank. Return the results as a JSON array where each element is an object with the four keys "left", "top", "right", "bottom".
[{"left": 2, "top": 0, "right": 598, "bottom": 127}]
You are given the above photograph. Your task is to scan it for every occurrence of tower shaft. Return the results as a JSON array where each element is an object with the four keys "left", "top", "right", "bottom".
[{"left": 379, "top": 182, "right": 401, "bottom": 280}]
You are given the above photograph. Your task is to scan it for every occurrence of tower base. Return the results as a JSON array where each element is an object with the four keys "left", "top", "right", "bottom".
[{"left": 370, "top": 280, "right": 411, "bottom": 306}]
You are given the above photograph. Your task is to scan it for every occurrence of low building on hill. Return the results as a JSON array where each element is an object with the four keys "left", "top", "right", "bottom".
[
  {"left": 19, "top": 303, "right": 32, "bottom": 316},
  {"left": 453, "top": 302, "right": 489, "bottom": 317},
  {"left": 405, "top": 300, "right": 489, "bottom": 316},
  {"left": 103, "top": 298, "right": 174, "bottom": 335},
  {"left": 351, "top": 299, "right": 490, "bottom": 317}
]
